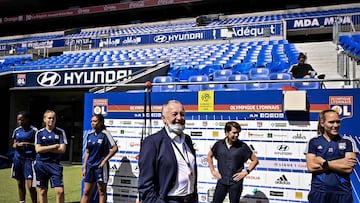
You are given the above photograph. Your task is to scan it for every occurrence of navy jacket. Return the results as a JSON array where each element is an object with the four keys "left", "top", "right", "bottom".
[{"left": 138, "top": 128, "right": 198, "bottom": 203}]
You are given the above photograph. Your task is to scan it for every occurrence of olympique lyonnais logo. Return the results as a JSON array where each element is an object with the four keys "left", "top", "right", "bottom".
[
  {"left": 93, "top": 98, "right": 108, "bottom": 115},
  {"left": 16, "top": 74, "right": 26, "bottom": 86},
  {"left": 329, "top": 96, "right": 353, "bottom": 119}
]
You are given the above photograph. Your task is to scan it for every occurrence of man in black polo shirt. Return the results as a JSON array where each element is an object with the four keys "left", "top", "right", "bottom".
[
  {"left": 207, "top": 121, "right": 259, "bottom": 203},
  {"left": 288, "top": 52, "right": 317, "bottom": 79}
]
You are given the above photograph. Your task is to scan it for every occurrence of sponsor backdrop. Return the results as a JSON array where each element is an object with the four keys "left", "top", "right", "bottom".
[{"left": 83, "top": 89, "right": 360, "bottom": 203}]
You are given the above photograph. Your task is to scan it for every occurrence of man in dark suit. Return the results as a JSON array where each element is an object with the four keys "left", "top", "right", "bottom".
[{"left": 138, "top": 100, "right": 198, "bottom": 203}]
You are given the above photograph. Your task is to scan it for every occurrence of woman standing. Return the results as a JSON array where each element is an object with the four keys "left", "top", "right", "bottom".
[
  {"left": 34, "top": 110, "right": 67, "bottom": 203},
  {"left": 80, "top": 114, "right": 118, "bottom": 203},
  {"left": 11, "top": 111, "right": 38, "bottom": 203}
]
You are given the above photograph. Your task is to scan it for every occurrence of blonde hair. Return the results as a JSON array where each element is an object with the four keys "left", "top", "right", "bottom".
[
  {"left": 317, "top": 109, "right": 338, "bottom": 135},
  {"left": 42, "top": 110, "right": 56, "bottom": 127}
]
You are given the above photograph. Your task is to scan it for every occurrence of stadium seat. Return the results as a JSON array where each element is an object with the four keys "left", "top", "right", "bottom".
[
  {"left": 207, "top": 74, "right": 230, "bottom": 90},
  {"left": 187, "top": 75, "right": 209, "bottom": 91},
  {"left": 177, "top": 68, "right": 201, "bottom": 81},
  {"left": 200, "top": 64, "right": 222, "bottom": 76},
  {"left": 213, "top": 69, "right": 232, "bottom": 80},
  {"left": 152, "top": 76, "right": 175, "bottom": 92},
  {"left": 266, "top": 61, "right": 290, "bottom": 73},
  {"left": 232, "top": 62, "right": 255, "bottom": 74},
  {"left": 248, "top": 67, "right": 270, "bottom": 80},
  {"left": 268, "top": 72, "right": 292, "bottom": 90},
  {"left": 291, "top": 79, "right": 320, "bottom": 90},
  {"left": 226, "top": 74, "right": 248, "bottom": 91},
  {"left": 245, "top": 83, "right": 269, "bottom": 90}
]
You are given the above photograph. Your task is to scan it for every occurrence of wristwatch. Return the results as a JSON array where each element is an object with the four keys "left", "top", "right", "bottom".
[
  {"left": 246, "top": 169, "right": 251, "bottom": 174},
  {"left": 322, "top": 160, "right": 329, "bottom": 168}
]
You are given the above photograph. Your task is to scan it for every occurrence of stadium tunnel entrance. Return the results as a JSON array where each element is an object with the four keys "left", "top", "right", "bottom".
[
  {"left": 9, "top": 89, "right": 86, "bottom": 163},
  {"left": 6, "top": 63, "right": 170, "bottom": 163}
]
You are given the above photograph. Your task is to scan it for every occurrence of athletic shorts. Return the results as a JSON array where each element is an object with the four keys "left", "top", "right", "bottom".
[
  {"left": 308, "top": 190, "right": 353, "bottom": 203},
  {"left": 34, "top": 160, "right": 64, "bottom": 188},
  {"left": 11, "top": 157, "right": 35, "bottom": 181},
  {"left": 84, "top": 163, "right": 109, "bottom": 183}
]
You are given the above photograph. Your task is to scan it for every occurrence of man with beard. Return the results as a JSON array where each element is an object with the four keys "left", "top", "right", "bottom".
[
  {"left": 138, "top": 100, "right": 198, "bottom": 203},
  {"left": 304, "top": 109, "right": 358, "bottom": 203},
  {"left": 207, "top": 121, "right": 259, "bottom": 203}
]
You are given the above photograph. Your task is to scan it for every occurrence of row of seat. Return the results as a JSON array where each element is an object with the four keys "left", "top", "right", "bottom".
[
  {"left": 152, "top": 72, "right": 320, "bottom": 92},
  {"left": 169, "top": 59, "right": 292, "bottom": 82},
  {"left": 6, "top": 40, "right": 298, "bottom": 73},
  {"left": 338, "top": 34, "right": 360, "bottom": 60}
]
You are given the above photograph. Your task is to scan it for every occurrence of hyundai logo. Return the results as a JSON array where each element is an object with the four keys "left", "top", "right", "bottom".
[
  {"left": 277, "top": 145, "right": 289, "bottom": 151},
  {"left": 37, "top": 72, "right": 61, "bottom": 87},
  {"left": 153, "top": 35, "right": 167, "bottom": 43}
]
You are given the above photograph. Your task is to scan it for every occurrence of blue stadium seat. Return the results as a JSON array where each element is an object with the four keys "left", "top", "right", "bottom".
[
  {"left": 266, "top": 61, "right": 290, "bottom": 73},
  {"left": 268, "top": 72, "right": 292, "bottom": 90},
  {"left": 152, "top": 76, "right": 175, "bottom": 92},
  {"left": 232, "top": 62, "right": 255, "bottom": 74},
  {"left": 213, "top": 69, "right": 232, "bottom": 80},
  {"left": 292, "top": 79, "right": 320, "bottom": 90},
  {"left": 226, "top": 74, "right": 248, "bottom": 91},
  {"left": 177, "top": 68, "right": 201, "bottom": 81},
  {"left": 187, "top": 75, "right": 209, "bottom": 91},
  {"left": 245, "top": 83, "right": 269, "bottom": 90},
  {"left": 248, "top": 67, "right": 270, "bottom": 80},
  {"left": 207, "top": 73, "right": 231, "bottom": 90},
  {"left": 200, "top": 64, "right": 222, "bottom": 76}
]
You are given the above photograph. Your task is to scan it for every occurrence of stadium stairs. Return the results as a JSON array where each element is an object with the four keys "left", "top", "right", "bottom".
[{"left": 294, "top": 41, "right": 346, "bottom": 88}]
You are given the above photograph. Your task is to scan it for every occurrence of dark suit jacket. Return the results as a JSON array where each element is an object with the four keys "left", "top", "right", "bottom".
[{"left": 138, "top": 128, "right": 197, "bottom": 203}]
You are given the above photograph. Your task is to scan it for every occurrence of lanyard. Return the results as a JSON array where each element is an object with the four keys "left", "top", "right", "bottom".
[{"left": 172, "top": 140, "right": 191, "bottom": 171}]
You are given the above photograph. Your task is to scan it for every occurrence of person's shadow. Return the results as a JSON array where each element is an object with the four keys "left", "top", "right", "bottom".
[
  {"left": 241, "top": 189, "right": 269, "bottom": 203},
  {"left": 112, "top": 156, "right": 138, "bottom": 203}
]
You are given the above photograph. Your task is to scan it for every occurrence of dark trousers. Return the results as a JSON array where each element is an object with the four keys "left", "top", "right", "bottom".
[
  {"left": 212, "top": 181, "right": 243, "bottom": 203},
  {"left": 167, "top": 193, "right": 197, "bottom": 203}
]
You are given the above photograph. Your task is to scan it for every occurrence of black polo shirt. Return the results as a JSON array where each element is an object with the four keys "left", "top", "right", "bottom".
[{"left": 211, "top": 139, "right": 252, "bottom": 185}]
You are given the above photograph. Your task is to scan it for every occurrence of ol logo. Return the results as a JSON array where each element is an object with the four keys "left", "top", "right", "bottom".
[
  {"left": 329, "top": 96, "right": 353, "bottom": 119},
  {"left": 92, "top": 99, "right": 108, "bottom": 116}
]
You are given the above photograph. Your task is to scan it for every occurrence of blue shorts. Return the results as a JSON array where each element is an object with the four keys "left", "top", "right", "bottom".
[
  {"left": 308, "top": 190, "right": 353, "bottom": 203},
  {"left": 11, "top": 157, "right": 35, "bottom": 181},
  {"left": 84, "top": 163, "right": 109, "bottom": 183},
  {"left": 34, "top": 160, "right": 64, "bottom": 188}
]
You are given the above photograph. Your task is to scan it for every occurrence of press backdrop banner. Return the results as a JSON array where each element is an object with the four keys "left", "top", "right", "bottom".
[{"left": 83, "top": 89, "right": 360, "bottom": 203}]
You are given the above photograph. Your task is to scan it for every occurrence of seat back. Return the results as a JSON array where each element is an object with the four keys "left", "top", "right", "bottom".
[
  {"left": 248, "top": 67, "right": 270, "bottom": 80},
  {"left": 213, "top": 69, "right": 232, "bottom": 80},
  {"left": 292, "top": 79, "right": 320, "bottom": 90},
  {"left": 188, "top": 75, "right": 209, "bottom": 91},
  {"left": 231, "top": 62, "right": 255, "bottom": 74},
  {"left": 266, "top": 61, "right": 290, "bottom": 73},
  {"left": 245, "top": 83, "right": 268, "bottom": 90},
  {"left": 226, "top": 74, "right": 248, "bottom": 91},
  {"left": 268, "top": 72, "right": 292, "bottom": 90},
  {"left": 152, "top": 76, "right": 175, "bottom": 92}
]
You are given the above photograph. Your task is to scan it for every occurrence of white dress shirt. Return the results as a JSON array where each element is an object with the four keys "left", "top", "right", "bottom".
[{"left": 165, "top": 127, "right": 195, "bottom": 196}]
